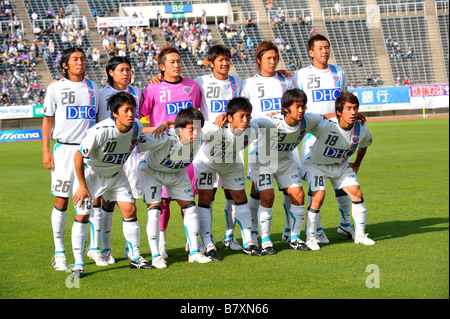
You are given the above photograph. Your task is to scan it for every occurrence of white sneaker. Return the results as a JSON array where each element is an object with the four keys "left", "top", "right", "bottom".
[
  {"left": 102, "top": 250, "right": 116, "bottom": 264},
  {"left": 152, "top": 255, "right": 168, "bottom": 269},
  {"left": 185, "top": 240, "right": 205, "bottom": 253},
  {"left": 188, "top": 252, "right": 212, "bottom": 263},
  {"left": 355, "top": 233, "right": 376, "bottom": 246},
  {"left": 306, "top": 238, "right": 321, "bottom": 250},
  {"left": 52, "top": 253, "right": 67, "bottom": 271},
  {"left": 87, "top": 249, "right": 109, "bottom": 266},
  {"left": 316, "top": 230, "right": 329, "bottom": 244},
  {"left": 338, "top": 225, "right": 355, "bottom": 239},
  {"left": 222, "top": 237, "right": 243, "bottom": 250},
  {"left": 159, "top": 230, "right": 168, "bottom": 259}
]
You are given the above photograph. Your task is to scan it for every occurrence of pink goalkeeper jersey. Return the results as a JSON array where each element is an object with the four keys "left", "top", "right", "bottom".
[{"left": 139, "top": 77, "right": 201, "bottom": 126}]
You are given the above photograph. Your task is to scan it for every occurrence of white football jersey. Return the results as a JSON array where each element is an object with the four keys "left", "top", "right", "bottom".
[
  {"left": 138, "top": 129, "right": 202, "bottom": 173},
  {"left": 44, "top": 77, "right": 99, "bottom": 144},
  {"left": 307, "top": 117, "right": 372, "bottom": 165},
  {"left": 195, "top": 74, "right": 244, "bottom": 122},
  {"left": 241, "top": 73, "right": 293, "bottom": 118},
  {"left": 195, "top": 121, "right": 258, "bottom": 165},
  {"left": 79, "top": 118, "right": 143, "bottom": 177},
  {"left": 292, "top": 64, "right": 347, "bottom": 115},
  {"left": 98, "top": 85, "right": 142, "bottom": 122}
]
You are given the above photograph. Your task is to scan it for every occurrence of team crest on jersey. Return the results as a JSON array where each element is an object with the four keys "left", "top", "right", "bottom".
[
  {"left": 183, "top": 86, "right": 191, "bottom": 94},
  {"left": 88, "top": 89, "right": 95, "bottom": 96},
  {"left": 300, "top": 129, "right": 306, "bottom": 136},
  {"left": 131, "top": 137, "right": 138, "bottom": 146},
  {"left": 333, "top": 76, "right": 340, "bottom": 82},
  {"left": 352, "top": 136, "right": 359, "bottom": 143}
]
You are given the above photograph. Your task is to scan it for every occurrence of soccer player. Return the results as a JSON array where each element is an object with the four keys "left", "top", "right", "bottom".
[
  {"left": 71, "top": 92, "right": 153, "bottom": 278},
  {"left": 87, "top": 56, "right": 143, "bottom": 266},
  {"left": 303, "top": 92, "right": 375, "bottom": 250},
  {"left": 292, "top": 34, "right": 354, "bottom": 243},
  {"left": 139, "top": 45, "right": 201, "bottom": 259},
  {"left": 42, "top": 47, "right": 99, "bottom": 271},
  {"left": 194, "top": 44, "right": 245, "bottom": 251},
  {"left": 138, "top": 107, "right": 212, "bottom": 266},
  {"left": 240, "top": 41, "right": 294, "bottom": 247},
  {"left": 193, "top": 97, "right": 262, "bottom": 259}
]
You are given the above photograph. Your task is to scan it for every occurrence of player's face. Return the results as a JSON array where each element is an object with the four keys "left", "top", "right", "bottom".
[
  {"left": 160, "top": 53, "right": 182, "bottom": 81},
  {"left": 337, "top": 102, "right": 358, "bottom": 129},
  {"left": 258, "top": 49, "right": 279, "bottom": 77},
  {"left": 64, "top": 52, "right": 86, "bottom": 79},
  {"left": 210, "top": 54, "right": 231, "bottom": 79},
  {"left": 113, "top": 102, "right": 136, "bottom": 132},
  {"left": 110, "top": 63, "right": 132, "bottom": 88},
  {"left": 179, "top": 123, "right": 202, "bottom": 145},
  {"left": 228, "top": 110, "right": 252, "bottom": 133},
  {"left": 285, "top": 100, "right": 306, "bottom": 123},
  {"left": 309, "top": 40, "right": 330, "bottom": 68}
]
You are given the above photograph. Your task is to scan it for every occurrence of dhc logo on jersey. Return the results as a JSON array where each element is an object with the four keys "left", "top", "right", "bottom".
[
  {"left": 323, "top": 146, "right": 354, "bottom": 159},
  {"left": 160, "top": 158, "right": 190, "bottom": 169},
  {"left": 66, "top": 105, "right": 96, "bottom": 120},
  {"left": 260, "top": 98, "right": 281, "bottom": 112},
  {"left": 210, "top": 100, "right": 229, "bottom": 113},
  {"left": 312, "top": 89, "right": 341, "bottom": 102},
  {"left": 102, "top": 153, "right": 131, "bottom": 165},
  {"left": 165, "top": 100, "right": 193, "bottom": 115}
]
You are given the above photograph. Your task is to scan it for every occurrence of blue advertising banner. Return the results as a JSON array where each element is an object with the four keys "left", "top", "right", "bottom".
[
  {"left": 0, "top": 129, "right": 42, "bottom": 143},
  {"left": 352, "top": 86, "right": 410, "bottom": 111}
]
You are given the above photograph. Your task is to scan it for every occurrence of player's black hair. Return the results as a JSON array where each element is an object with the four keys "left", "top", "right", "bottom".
[
  {"left": 207, "top": 44, "right": 231, "bottom": 66},
  {"left": 105, "top": 56, "right": 132, "bottom": 86},
  {"left": 107, "top": 91, "right": 136, "bottom": 119},
  {"left": 60, "top": 47, "right": 86, "bottom": 79},
  {"left": 281, "top": 88, "right": 308, "bottom": 116},
  {"left": 307, "top": 34, "right": 330, "bottom": 56},
  {"left": 335, "top": 91, "right": 359, "bottom": 117},
  {"left": 226, "top": 97, "right": 253, "bottom": 117},
  {"left": 174, "top": 107, "right": 205, "bottom": 129}
]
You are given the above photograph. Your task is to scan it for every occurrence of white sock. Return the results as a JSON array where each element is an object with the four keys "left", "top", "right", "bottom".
[
  {"left": 51, "top": 207, "right": 66, "bottom": 254},
  {"left": 123, "top": 217, "right": 141, "bottom": 261},
  {"left": 289, "top": 204, "right": 305, "bottom": 241},
  {"left": 146, "top": 207, "right": 161, "bottom": 258},
  {"left": 234, "top": 202, "right": 252, "bottom": 247},
  {"left": 223, "top": 199, "right": 235, "bottom": 240},
  {"left": 257, "top": 205, "right": 273, "bottom": 248},
  {"left": 182, "top": 204, "right": 200, "bottom": 255},
  {"left": 197, "top": 205, "right": 212, "bottom": 248},
  {"left": 306, "top": 207, "right": 320, "bottom": 240},
  {"left": 88, "top": 206, "right": 102, "bottom": 251},
  {"left": 352, "top": 200, "right": 367, "bottom": 235},
  {"left": 248, "top": 195, "right": 260, "bottom": 238},
  {"left": 100, "top": 207, "right": 114, "bottom": 253},
  {"left": 283, "top": 194, "right": 292, "bottom": 235},
  {"left": 71, "top": 220, "right": 88, "bottom": 267},
  {"left": 336, "top": 193, "right": 352, "bottom": 227}
]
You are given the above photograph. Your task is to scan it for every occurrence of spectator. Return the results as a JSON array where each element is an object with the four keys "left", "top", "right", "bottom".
[
  {"left": 396, "top": 47, "right": 402, "bottom": 59},
  {"left": 406, "top": 47, "right": 414, "bottom": 59},
  {"left": 246, "top": 36, "right": 254, "bottom": 48},
  {"left": 395, "top": 76, "right": 401, "bottom": 86},
  {"left": 385, "top": 35, "right": 393, "bottom": 47},
  {"left": 404, "top": 76, "right": 410, "bottom": 85},
  {"left": 334, "top": 1, "right": 341, "bottom": 13},
  {"left": 352, "top": 54, "right": 359, "bottom": 64}
]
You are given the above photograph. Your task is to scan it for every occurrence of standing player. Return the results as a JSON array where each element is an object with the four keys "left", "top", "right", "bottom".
[
  {"left": 303, "top": 92, "right": 375, "bottom": 250},
  {"left": 87, "top": 56, "right": 143, "bottom": 266},
  {"left": 292, "top": 34, "right": 353, "bottom": 243},
  {"left": 139, "top": 45, "right": 201, "bottom": 259},
  {"left": 194, "top": 44, "right": 245, "bottom": 251},
  {"left": 42, "top": 47, "right": 99, "bottom": 271},
  {"left": 71, "top": 92, "right": 153, "bottom": 278},
  {"left": 240, "top": 41, "right": 294, "bottom": 248},
  {"left": 138, "top": 107, "right": 211, "bottom": 266}
]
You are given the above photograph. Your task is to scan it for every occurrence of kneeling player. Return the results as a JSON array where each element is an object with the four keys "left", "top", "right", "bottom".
[
  {"left": 71, "top": 92, "right": 154, "bottom": 279},
  {"left": 138, "top": 107, "right": 212, "bottom": 267},
  {"left": 303, "top": 92, "right": 375, "bottom": 250}
]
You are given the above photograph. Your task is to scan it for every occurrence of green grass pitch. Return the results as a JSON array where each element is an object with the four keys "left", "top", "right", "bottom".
[{"left": 0, "top": 117, "right": 448, "bottom": 300}]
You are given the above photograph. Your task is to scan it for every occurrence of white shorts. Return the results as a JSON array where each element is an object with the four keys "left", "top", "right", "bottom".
[
  {"left": 122, "top": 150, "right": 143, "bottom": 198},
  {"left": 303, "top": 160, "right": 360, "bottom": 193},
  {"left": 194, "top": 162, "right": 246, "bottom": 191},
  {"left": 138, "top": 164, "right": 195, "bottom": 204},
  {"left": 73, "top": 168, "right": 135, "bottom": 215},
  {"left": 51, "top": 143, "right": 78, "bottom": 198},
  {"left": 249, "top": 155, "right": 303, "bottom": 192}
]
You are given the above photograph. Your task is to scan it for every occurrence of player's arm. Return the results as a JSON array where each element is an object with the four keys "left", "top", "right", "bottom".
[
  {"left": 214, "top": 113, "right": 227, "bottom": 127},
  {"left": 73, "top": 150, "right": 91, "bottom": 208},
  {"left": 143, "top": 121, "right": 175, "bottom": 138},
  {"left": 348, "top": 146, "right": 367, "bottom": 174},
  {"left": 42, "top": 116, "right": 54, "bottom": 169}
]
